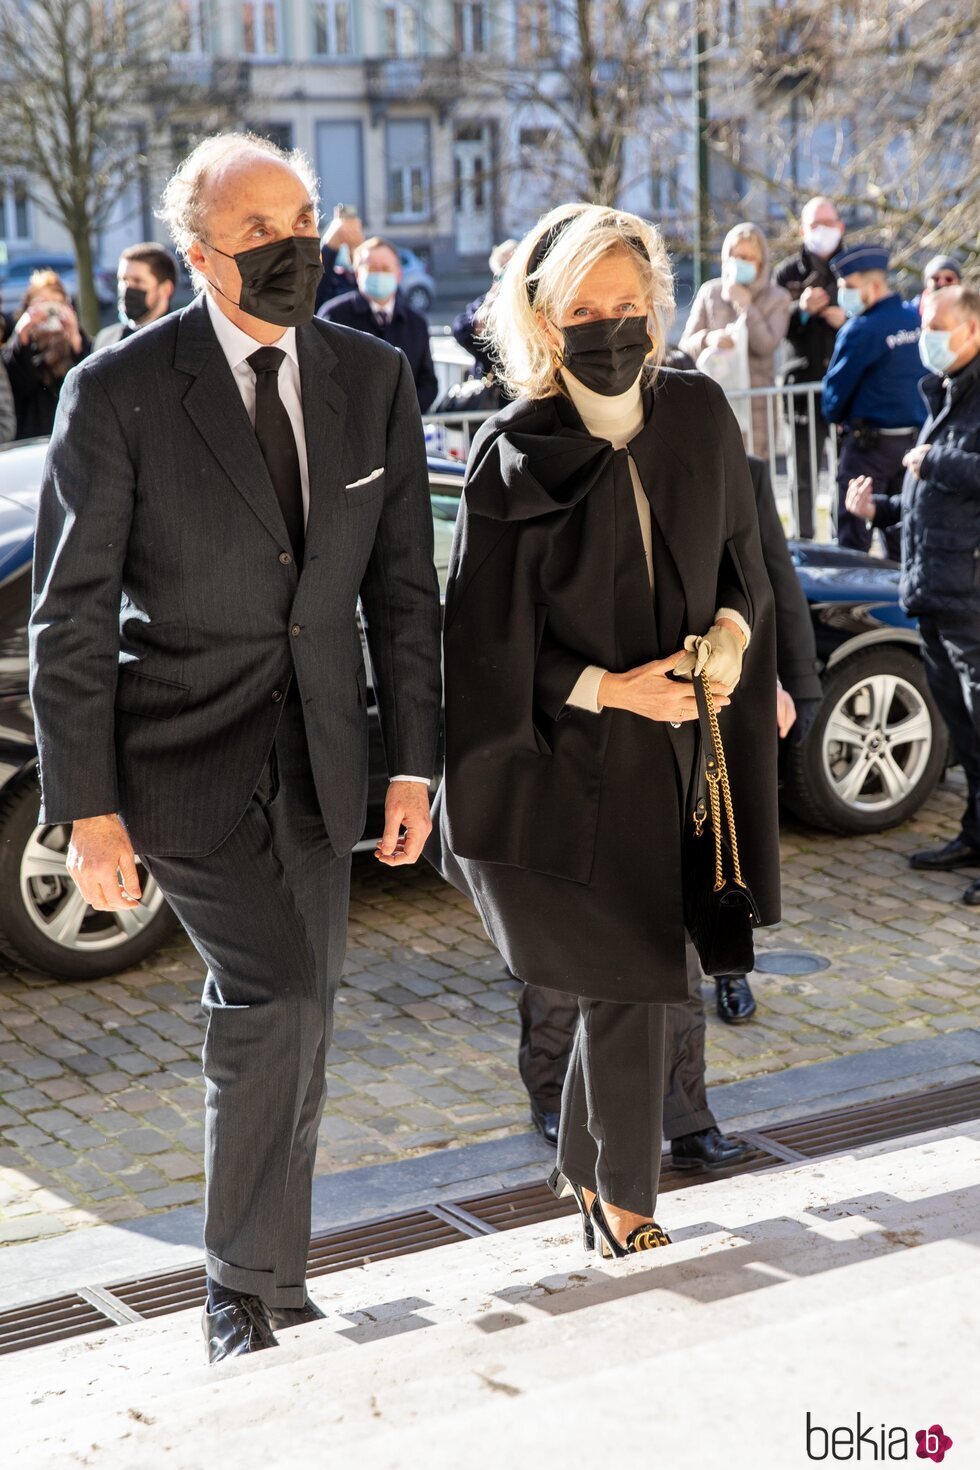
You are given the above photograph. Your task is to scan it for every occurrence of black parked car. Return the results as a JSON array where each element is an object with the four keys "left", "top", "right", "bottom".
[{"left": 0, "top": 442, "right": 944, "bottom": 980}]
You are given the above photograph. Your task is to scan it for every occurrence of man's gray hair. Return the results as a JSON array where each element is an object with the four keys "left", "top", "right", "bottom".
[{"left": 158, "top": 132, "right": 320, "bottom": 267}]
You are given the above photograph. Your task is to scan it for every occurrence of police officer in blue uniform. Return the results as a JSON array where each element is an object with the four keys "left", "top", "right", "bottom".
[{"left": 822, "top": 243, "right": 927, "bottom": 558}]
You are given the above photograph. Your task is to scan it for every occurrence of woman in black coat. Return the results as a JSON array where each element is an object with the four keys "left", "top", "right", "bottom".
[{"left": 429, "top": 203, "right": 780, "bottom": 1256}]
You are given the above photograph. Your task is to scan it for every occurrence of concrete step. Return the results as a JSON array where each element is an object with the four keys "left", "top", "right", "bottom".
[{"left": 7, "top": 1121, "right": 978, "bottom": 1469}]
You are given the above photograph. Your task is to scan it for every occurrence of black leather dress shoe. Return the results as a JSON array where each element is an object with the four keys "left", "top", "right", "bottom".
[
  {"left": 202, "top": 1292, "right": 278, "bottom": 1365},
  {"left": 715, "top": 974, "right": 757, "bottom": 1024},
  {"left": 671, "top": 1126, "right": 752, "bottom": 1172},
  {"left": 910, "top": 837, "right": 980, "bottom": 871},
  {"left": 963, "top": 877, "right": 980, "bottom": 907},
  {"left": 530, "top": 1100, "right": 560, "bottom": 1145},
  {"left": 267, "top": 1296, "right": 326, "bottom": 1331}
]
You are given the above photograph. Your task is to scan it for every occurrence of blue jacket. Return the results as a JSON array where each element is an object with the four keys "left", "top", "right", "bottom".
[
  {"left": 316, "top": 289, "right": 438, "bottom": 412},
  {"left": 872, "top": 353, "right": 980, "bottom": 617},
  {"left": 822, "top": 294, "right": 927, "bottom": 429}
]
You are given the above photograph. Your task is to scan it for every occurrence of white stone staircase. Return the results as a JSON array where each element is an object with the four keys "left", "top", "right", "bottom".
[{"left": 5, "top": 1122, "right": 978, "bottom": 1470}]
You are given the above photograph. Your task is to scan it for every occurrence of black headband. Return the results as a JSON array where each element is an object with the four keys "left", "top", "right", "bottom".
[{"left": 525, "top": 218, "right": 650, "bottom": 303}]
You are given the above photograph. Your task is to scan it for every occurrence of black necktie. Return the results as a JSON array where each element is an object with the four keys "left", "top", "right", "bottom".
[{"left": 247, "top": 346, "right": 304, "bottom": 565}]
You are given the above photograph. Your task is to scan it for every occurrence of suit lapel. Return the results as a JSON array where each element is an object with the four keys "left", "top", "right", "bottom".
[
  {"left": 296, "top": 321, "right": 347, "bottom": 559},
  {"left": 175, "top": 296, "right": 291, "bottom": 550}
]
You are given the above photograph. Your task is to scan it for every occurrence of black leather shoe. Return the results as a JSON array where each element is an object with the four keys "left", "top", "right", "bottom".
[
  {"left": 530, "top": 1100, "right": 560, "bottom": 1145},
  {"left": 267, "top": 1296, "right": 326, "bottom": 1332},
  {"left": 910, "top": 837, "right": 980, "bottom": 871},
  {"left": 963, "top": 877, "right": 980, "bottom": 907},
  {"left": 202, "top": 1292, "right": 278, "bottom": 1365},
  {"left": 715, "top": 974, "right": 757, "bottom": 1025},
  {"left": 671, "top": 1126, "right": 752, "bottom": 1172}
]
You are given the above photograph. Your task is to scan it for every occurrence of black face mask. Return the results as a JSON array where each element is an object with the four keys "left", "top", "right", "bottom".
[
  {"left": 119, "top": 286, "right": 154, "bottom": 326},
  {"left": 207, "top": 234, "right": 324, "bottom": 327},
  {"left": 561, "top": 315, "right": 651, "bottom": 396}
]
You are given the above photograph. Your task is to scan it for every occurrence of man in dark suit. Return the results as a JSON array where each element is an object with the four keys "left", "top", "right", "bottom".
[
  {"left": 93, "top": 242, "right": 178, "bottom": 351},
  {"left": 29, "top": 135, "right": 442, "bottom": 1363},
  {"left": 317, "top": 235, "right": 438, "bottom": 412}
]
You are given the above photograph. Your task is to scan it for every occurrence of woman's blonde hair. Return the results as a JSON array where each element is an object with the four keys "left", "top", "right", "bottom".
[{"left": 483, "top": 203, "right": 675, "bottom": 402}]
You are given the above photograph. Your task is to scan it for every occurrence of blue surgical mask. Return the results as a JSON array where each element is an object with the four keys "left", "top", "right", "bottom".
[
  {"left": 838, "top": 286, "right": 866, "bottom": 318},
  {"left": 725, "top": 258, "right": 757, "bottom": 287},
  {"left": 334, "top": 244, "right": 352, "bottom": 270},
  {"left": 362, "top": 271, "right": 398, "bottom": 302},
  {"left": 919, "top": 328, "right": 961, "bottom": 376}
]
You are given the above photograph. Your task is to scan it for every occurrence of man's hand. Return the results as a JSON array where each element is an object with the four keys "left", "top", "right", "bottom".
[
  {"left": 323, "top": 212, "right": 365, "bottom": 254},
  {"left": 599, "top": 650, "right": 731, "bottom": 722},
  {"left": 903, "top": 443, "right": 931, "bottom": 479},
  {"left": 845, "top": 474, "right": 876, "bottom": 520},
  {"left": 800, "top": 285, "right": 830, "bottom": 315},
  {"left": 67, "top": 814, "right": 142, "bottom": 911},
  {"left": 375, "top": 781, "right": 432, "bottom": 867},
  {"left": 776, "top": 685, "right": 798, "bottom": 739},
  {"left": 819, "top": 305, "right": 846, "bottom": 330}
]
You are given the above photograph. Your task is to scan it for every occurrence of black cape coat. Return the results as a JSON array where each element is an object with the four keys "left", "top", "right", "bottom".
[{"left": 428, "top": 368, "right": 780, "bottom": 1004}]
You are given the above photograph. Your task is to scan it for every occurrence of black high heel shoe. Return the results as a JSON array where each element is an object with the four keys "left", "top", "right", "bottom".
[
  {"left": 548, "top": 1167, "right": 595, "bottom": 1251},
  {"left": 590, "top": 1196, "right": 672, "bottom": 1259}
]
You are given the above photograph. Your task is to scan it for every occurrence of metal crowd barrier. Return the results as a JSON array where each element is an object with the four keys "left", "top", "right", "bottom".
[{"left": 422, "top": 379, "right": 837, "bottom": 543}]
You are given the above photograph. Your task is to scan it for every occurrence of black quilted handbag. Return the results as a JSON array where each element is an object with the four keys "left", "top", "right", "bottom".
[{"left": 683, "top": 672, "right": 761, "bottom": 976}]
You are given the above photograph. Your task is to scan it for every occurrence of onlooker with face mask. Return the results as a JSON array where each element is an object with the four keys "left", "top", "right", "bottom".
[
  {"left": 916, "top": 254, "right": 962, "bottom": 316},
  {"left": 313, "top": 205, "right": 361, "bottom": 312},
  {"left": 845, "top": 285, "right": 980, "bottom": 904},
  {"left": 93, "top": 243, "right": 178, "bottom": 351},
  {"left": 774, "top": 196, "right": 847, "bottom": 538},
  {"left": 679, "top": 222, "right": 791, "bottom": 457},
  {"left": 822, "top": 242, "right": 926, "bottom": 558},
  {"left": 1, "top": 269, "right": 90, "bottom": 439},
  {"left": 316, "top": 236, "right": 438, "bottom": 412},
  {"left": 452, "top": 238, "right": 518, "bottom": 377}
]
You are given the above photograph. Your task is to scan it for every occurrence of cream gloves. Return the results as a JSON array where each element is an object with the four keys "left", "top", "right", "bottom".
[{"left": 675, "top": 621, "right": 746, "bottom": 692}]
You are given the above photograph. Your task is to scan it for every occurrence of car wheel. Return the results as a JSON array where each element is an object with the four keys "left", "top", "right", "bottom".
[
  {"left": 782, "top": 647, "right": 946, "bottom": 834},
  {"left": 406, "top": 285, "right": 432, "bottom": 312},
  {"left": 0, "top": 775, "right": 180, "bottom": 980}
]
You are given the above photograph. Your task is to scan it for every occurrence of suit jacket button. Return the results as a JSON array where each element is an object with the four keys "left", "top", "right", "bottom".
[
  {"left": 290, "top": 624, "right": 301, "bottom": 637},
  {"left": 279, "top": 551, "right": 293, "bottom": 565},
  {"left": 271, "top": 689, "right": 283, "bottom": 702}
]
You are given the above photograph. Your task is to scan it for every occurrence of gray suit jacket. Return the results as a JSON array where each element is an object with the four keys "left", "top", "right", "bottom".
[{"left": 29, "top": 293, "right": 442, "bottom": 857}]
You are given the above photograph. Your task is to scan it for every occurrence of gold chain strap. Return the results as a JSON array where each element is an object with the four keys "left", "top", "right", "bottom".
[{"left": 699, "top": 673, "right": 746, "bottom": 892}]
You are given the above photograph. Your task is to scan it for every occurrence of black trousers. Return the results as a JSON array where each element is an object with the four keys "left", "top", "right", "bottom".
[
  {"left": 919, "top": 614, "right": 980, "bottom": 850},
  {"left": 554, "top": 943, "right": 716, "bottom": 1217},
  {"left": 143, "top": 690, "right": 351, "bottom": 1309},
  {"left": 836, "top": 431, "right": 912, "bottom": 560},
  {"left": 790, "top": 404, "right": 831, "bottom": 540}
]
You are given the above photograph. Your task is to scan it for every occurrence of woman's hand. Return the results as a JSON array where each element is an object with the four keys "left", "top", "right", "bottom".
[
  {"left": 706, "top": 328, "right": 734, "bottom": 350},
  {"left": 598, "top": 650, "right": 731, "bottom": 722}
]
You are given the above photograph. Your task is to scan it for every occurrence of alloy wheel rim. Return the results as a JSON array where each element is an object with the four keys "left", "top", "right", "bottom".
[{"left": 821, "top": 673, "right": 933, "bottom": 812}]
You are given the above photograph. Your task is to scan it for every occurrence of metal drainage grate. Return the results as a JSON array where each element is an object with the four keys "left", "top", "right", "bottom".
[
  {"left": 3, "top": 1076, "right": 979, "bottom": 1357},
  {"left": 766, "top": 1076, "right": 980, "bottom": 1160},
  {"left": 0, "top": 1293, "right": 116, "bottom": 1358}
]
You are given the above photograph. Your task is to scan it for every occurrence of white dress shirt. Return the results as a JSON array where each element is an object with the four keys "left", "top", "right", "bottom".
[
  {"left": 562, "top": 368, "right": 751, "bottom": 714},
  {"left": 204, "top": 291, "right": 428, "bottom": 786}
]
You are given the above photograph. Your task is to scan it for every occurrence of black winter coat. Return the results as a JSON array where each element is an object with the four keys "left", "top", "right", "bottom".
[
  {"left": 430, "top": 369, "right": 781, "bottom": 1004},
  {"left": 871, "top": 355, "right": 980, "bottom": 618},
  {"left": 747, "top": 456, "right": 822, "bottom": 700},
  {"left": 774, "top": 245, "right": 841, "bottom": 383},
  {"left": 317, "top": 289, "right": 438, "bottom": 412}
]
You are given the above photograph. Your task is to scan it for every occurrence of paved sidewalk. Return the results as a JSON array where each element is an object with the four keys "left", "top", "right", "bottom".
[{"left": 1, "top": 775, "right": 978, "bottom": 1245}]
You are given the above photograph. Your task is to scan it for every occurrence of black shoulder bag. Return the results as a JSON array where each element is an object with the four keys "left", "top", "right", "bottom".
[{"left": 683, "top": 672, "right": 761, "bottom": 975}]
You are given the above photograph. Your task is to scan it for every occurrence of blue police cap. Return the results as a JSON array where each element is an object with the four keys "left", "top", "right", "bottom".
[{"left": 833, "top": 242, "right": 890, "bottom": 278}]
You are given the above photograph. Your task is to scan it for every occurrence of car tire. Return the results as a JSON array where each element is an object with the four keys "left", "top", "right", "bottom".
[
  {"left": 407, "top": 285, "right": 432, "bottom": 312},
  {"left": 782, "top": 646, "right": 946, "bottom": 835},
  {"left": 0, "top": 774, "right": 180, "bottom": 980}
]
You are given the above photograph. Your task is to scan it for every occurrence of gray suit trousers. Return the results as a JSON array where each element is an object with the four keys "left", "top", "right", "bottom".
[{"left": 144, "top": 690, "right": 351, "bottom": 1308}]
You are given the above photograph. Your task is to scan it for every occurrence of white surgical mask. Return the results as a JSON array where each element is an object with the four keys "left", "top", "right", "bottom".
[
  {"left": 803, "top": 224, "right": 843, "bottom": 259},
  {"left": 919, "top": 327, "right": 963, "bottom": 376},
  {"left": 724, "top": 257, "right": 757, "bottom": 287}
]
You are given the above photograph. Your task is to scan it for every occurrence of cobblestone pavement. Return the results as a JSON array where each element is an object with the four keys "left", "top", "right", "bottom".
[{"left": 1, "top": 776, "right": 978, "bottom": 1246}]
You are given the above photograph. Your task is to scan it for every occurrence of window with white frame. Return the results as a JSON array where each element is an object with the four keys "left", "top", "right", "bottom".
[
  {"left": 454, "top": 1, "right": 486, "bottom": 53},
  {"left": 382, "top": 3, "right": 419, "bottom": 56},
  {"left": 386, "top": 119, "right": 431, "bottom": 221},
  {"left": 241, "top": 0, "right": 282, "bottom": 57},
  {"left": 0, "top": 177, "right": 30, "bottom": 245},
  {"left": 514, "top": 0, "right": 552, "bottom": 61},
  {"left": 313, "top": 0, "right": 352, "bottom": 55},
  {"left": 173, "top": 0, "right": 208, "bottom": 54}
]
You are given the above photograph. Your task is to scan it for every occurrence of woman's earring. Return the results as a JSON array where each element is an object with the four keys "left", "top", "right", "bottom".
[{"left": 553, "top": 350, "right": 565, "bottom": 370}]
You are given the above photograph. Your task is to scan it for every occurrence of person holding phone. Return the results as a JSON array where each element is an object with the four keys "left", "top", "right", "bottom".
[
  {"left": 1, "top": 268, "right": 90, "bottom": 439},
  {"left": 314, "top": 203, "right": 361, "bottom": 311}
]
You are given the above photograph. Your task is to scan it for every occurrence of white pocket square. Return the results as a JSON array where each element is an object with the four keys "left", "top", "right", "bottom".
[{"left": 345, "top": 467, "right": 384, "bottom": 489}]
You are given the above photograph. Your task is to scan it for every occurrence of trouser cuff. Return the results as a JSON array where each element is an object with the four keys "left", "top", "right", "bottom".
[
  {"left": 206, "top": 1252, "right": 307, "bottom": 1309},
  {"left": 663, "top": 1106, "right": 716, "bottom": 1141}
]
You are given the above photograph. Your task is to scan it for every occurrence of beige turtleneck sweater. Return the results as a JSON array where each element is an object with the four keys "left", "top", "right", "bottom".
[{"left": 561, "top": 368, "right": 750, "bottom": 713}]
